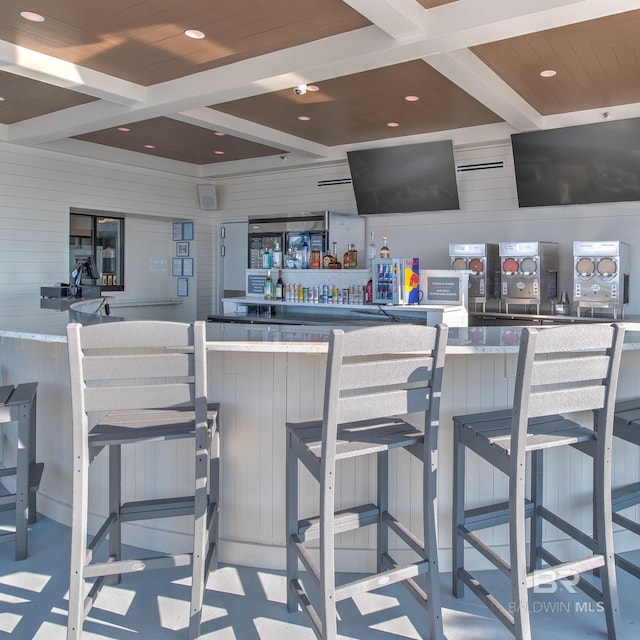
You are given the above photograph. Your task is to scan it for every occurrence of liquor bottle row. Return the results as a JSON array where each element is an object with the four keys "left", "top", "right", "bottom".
[{"left": 260, "top": 235, "right": 392, "bottom": 271}]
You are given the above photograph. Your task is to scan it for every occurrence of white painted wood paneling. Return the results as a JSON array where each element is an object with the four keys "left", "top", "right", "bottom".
[{"left": 0, "top": 142, "right": 216, "bottom": 325}]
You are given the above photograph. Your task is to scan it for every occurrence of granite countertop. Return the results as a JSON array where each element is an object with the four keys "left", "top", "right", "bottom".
[{"left": 3, "top": 296, "right": 640, "bottom": 355}]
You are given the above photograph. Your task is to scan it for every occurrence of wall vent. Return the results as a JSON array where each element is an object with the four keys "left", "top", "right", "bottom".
[
  {"left": 317, "top": 178, "right": 352, "bottom": 187},
  {"left": 456, "top": 161, "right": 504, "bottom": 172}
]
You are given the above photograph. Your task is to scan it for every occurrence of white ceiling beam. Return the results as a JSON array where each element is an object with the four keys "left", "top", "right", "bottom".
[
  {"left": 425, "top": 49, "right": 543, "bottom": 132},
  {"left": 424, "top": 0, "right": 640, "bottom": 51},
  {"left": 0, "top": 40, "right": 146, "bottom": 105},
  {"left": 171, "top": 108, "right": 330, "bottom": 158},
  {"left": 343, "top": 0, "right": 426, "bottom": 39}
]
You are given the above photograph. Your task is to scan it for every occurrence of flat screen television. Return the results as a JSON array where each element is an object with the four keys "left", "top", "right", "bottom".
[
  {"left": 347, "top": 140, "right": 460, "bottom": 214},
  {"left": 511, "top": 118, "right": 640, "bottom": 207}
]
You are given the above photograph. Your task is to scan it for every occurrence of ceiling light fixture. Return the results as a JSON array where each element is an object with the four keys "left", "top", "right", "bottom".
[
  {"left": 387, "top": 122, "right": 399, "bottom": 127},
  {"left": 0, "top": 97, "right": 5, "bottom": 102},
  {"left": 307, "top": 85, "right": 319, "bottom": 92},
  {"left": 214, "top": 150, "right": 224, "bottom": 155},
  {"left": 298, "top": 116, "right": 311, "bottom": 121},
  {"left": 184, "top": 29, "right": 205, "bottom": 39},
  {"left": 20, "top": 11, "right": 45, "bottom": 22},
  {"left": 404, "top": 95, "right": 420, "bottom": 102},
  {"left": 117, "top": 127, "right": 130, "bottom": 132},
  {"left": 540, "top": 69, "right": 557, "bottom": 78},
  {"left": 144, "top": 144, "right": 156, "bottom": 149},
  {"left": 214, "top": 131, "right": 226, "bottom": 136}
]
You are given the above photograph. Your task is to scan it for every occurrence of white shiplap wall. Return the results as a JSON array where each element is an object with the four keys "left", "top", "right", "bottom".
[{"left": 0, "top": 142, "right": 216, "bottom": 325}]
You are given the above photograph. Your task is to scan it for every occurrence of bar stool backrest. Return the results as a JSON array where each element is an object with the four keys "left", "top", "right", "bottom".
[
  {"left": 321, "top": 323, "right": 448, "bottom": 467},
  {"left": 67, "top": 320, "right": 207, "bottom": 438},
  {"left": 511, "top": 323, "right": 625, "bottom": 465}
]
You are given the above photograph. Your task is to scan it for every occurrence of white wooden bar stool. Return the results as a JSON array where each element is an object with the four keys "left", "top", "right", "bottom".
[
  {"left": 452, "top": 323, "right": 625, "bottom": 640},
  {"left": 66, "top": 320, "right": 220, "bottom": 640},
  {"left": 611, "top": 398, "right": 640, "bottom": 578},
  {"left": 0, "top": 382, "right": 43, "bottom": 560},
  {"left": 286, "top": 323, "right": 448, "bottom": 640}
]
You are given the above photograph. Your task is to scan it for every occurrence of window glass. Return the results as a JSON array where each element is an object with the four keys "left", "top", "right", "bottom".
[{"left": 69, "top": 212, "right": 124, "bottom": 291}]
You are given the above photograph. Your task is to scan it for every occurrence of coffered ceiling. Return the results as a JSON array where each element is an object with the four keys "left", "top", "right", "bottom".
[{"left": 1, "top": 0, "right": 640, "bottom": 178}]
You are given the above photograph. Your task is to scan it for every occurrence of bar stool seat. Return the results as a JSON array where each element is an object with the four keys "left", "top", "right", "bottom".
[
  {"left": 66, "top": 320, "right": 220, "bottom": 640},
  {"left": 286, "top": 323, "right": 448, "bottom": 640},
  {"left": 452, "top": 323, "right": 625, "bottom": 640},
  {"left": 0, "top": 382, "right": 44, "bottom": 560},
  {"left": 611, "top": 398, "right": 640, "bottom": 578}
]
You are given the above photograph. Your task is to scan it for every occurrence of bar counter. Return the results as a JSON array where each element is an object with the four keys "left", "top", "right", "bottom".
[{"left": 2, "top": 300, "right": 640, "bottom": 573}]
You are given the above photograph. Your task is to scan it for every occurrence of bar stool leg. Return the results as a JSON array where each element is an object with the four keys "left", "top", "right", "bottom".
[
  {"left": 376, "top": 450, "right": 389, "bottom": 573},
  {"left": 27, "top": 391, "right": 37, "bottom": 524},
  {"left": 15, "top": 399, "right": 30, "bottom": 560},
  {"left": 451, "top": 421, "right": 465, "bottom": 598},
  {"left": 595, "top": 440, "right": 622, "bottom": 638},
  {"left": 285, "top": 433, "right": 299, "bottom": 613},
  {"left": 509, "top": 462, "right": 532, "bottom": 640},
  {"left": 423, "top": 425, "right": 444, "bottom": 640},
  {"left": 67, "top": 436, "right": 90, "bottom": 640},
  {"left": 529, "top": 450, "right": 543, "bottom": 572},
  {"left": 108, "top": 444, "right": 122, "bottom": 585},
  {"left": 319, "top": 492, "right": 337, "bottom": 640}
]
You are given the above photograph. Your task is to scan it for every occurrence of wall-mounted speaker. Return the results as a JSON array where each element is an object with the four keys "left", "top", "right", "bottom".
[{"left": 197, "top": 184, "right": 218, "bottom": 210}]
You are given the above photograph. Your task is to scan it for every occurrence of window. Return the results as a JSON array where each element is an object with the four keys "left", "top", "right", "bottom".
[{"left": 70, "top": 212, "right": 124, "bottom": 291}]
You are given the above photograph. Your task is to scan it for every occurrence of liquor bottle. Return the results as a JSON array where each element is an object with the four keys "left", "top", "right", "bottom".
[
  {"left": 272, "top": 241, "right": 282, "bottom": 269},
  {"left": 365, "top": 271, "right": 373, "bottom": 304},
  {"left": 264, "top": 269, "right": 273, "bottom": 299},
  {"left": 367, "top": 232, "right": 376, "bottom": 270},
  {"left": 310, "top": 247, "right": 321, "bottom": 269},
  {"left": 301, "top": 239, "right": 310, "bottom": 269},
  {"left": 275, "top": 269, "right": 284, "bottom": 300},
  {"left": 380, "top": 236, "right": 390, "bottom": 259},
  {"left": 262, "top": 246, "right": 272, "bottom": 269},
  {"left": 322, "top": 245, "right": 333, "bottom": 268},
  {"left": 343, "top": 243, "right": 358, "bottom": 269},
  {"left": 329, "top": 241, "right": 341, "bottom": 269}
]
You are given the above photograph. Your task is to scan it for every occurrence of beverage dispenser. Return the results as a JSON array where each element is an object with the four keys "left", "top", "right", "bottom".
[
  {"left": 573, "top": 240, "right": 629, "bottom": 318},
  {"left": 449, "top": 242, "right": 500, "bottom": 311},
  {"left": 499, "top": 241, "right": 559, "bottom": 313}
]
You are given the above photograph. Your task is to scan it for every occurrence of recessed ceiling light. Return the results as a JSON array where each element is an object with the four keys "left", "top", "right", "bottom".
[
  {"left": 144, "top": 144, "right": 156, "bottom": 149},
  {"left": 184, "top": 29, "right": 205, "bottom": 39},
  {"left": 0, "top": 97, "right": 5, "bottom": 102},
  {"left": 307, "top": 85, "right": 319, "bottom": 92},
  {"left": 117, "top": 127, "right": 130, "bottom": 132},
  {"left": 214, "top": 131, "right": 226, "bottom": 136},
  {"left": 298, "top": 116, "right": 311, "bottom": 121},
  {"left": 387, "top": 122, "right": 399, "bottom": 127},
  {"left": 404, "top": 95, "right": 420, "bottom": 102},
  {"left": 214, "top": 150, "right": 225, "bottom": 155},
  {"left": 540, "top": 69, "right": 557, "bottom": 78},
  {"left": 20, "top": 11, "right": 45, "bottom": 22}
]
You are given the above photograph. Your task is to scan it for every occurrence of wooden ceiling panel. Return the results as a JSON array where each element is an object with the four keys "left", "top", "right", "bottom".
[
  {"left": 416, "top": 1, "right": 459, "bottom": 7},
  {"left": 0, "top": 72, "right": 97, "bottom": 124},
  {"left": 72, "top": 117, "right": 284, "bottom": 165},
  {"left": 0, "top": 0, "right": 371, "bottom": 85},
  {"left": 213, "top": 60, "right": 503, "bottom": 147},
  {"left": 472, "top": 10, "right": 640, "bottom": 115}
]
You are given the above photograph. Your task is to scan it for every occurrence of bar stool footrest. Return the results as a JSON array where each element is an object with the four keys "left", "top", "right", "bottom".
[
  {"left": 120, "top": 495, "right": 195, "bottom": 522},
  {"left": 298, "top": 503, "right": 379, "bottom": 541}
]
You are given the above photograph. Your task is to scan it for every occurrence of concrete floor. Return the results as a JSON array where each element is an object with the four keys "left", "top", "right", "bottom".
[{"left": 0, "top": 513, "right": 638, "bottom": 639}]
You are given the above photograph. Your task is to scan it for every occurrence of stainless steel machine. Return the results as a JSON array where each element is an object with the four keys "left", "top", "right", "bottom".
[
  {"left": 499, "top": 241, "right": 559, "bottom": 313},
  {"left": 450, "top": 242, "right": 500, "bottom": 311},
  {"left": 573, "top": 240, "right": 630, "bottom": 318}
]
